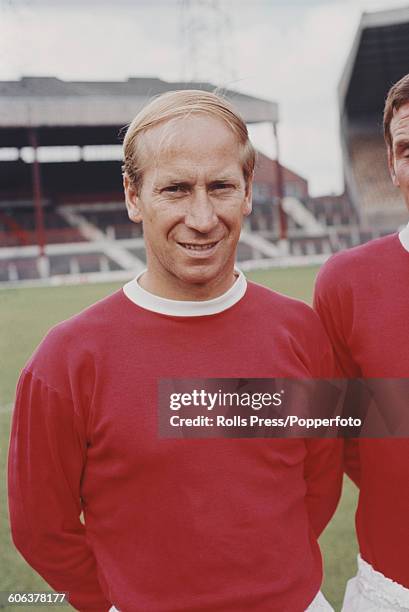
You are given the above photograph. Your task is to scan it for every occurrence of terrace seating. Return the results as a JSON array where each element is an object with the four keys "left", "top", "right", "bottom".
[
  {"left": 0, "top": 252, "right": 123, "bottom": 282},
  {"left": 348, "top": 130, "right": 404, "bottom": 222},
  {"left": 74, "top": 208, "right": 139, "bottom": 237},
  {"left": 306, "top": 195, "right": 356, "bottom": 226},
  {"left": 0, "top": 206, "right": 84, "bottom": 246}
]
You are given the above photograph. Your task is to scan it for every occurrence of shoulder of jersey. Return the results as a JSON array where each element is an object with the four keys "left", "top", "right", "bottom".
[
  {"left": 247, "top": 279, "right": 316, "bottom": 320},
  {"left": 318, "top": 233, "right": 397, "bottom": 278},
  {"left": 42, "top": 289, "right": 123, "bottom": 348}
]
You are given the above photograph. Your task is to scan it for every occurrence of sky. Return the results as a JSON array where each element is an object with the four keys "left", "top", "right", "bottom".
[{"left": 1, "top": 0, "right": 408, "bottom": 196}]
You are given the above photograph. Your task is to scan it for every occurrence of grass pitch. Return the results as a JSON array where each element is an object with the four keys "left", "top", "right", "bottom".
[{"left": 0, "top": 266, "right": 358, "bottom": 611}]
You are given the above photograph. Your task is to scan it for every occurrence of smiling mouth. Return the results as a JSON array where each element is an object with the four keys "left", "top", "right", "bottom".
[{"left": 178, "top": 241, "right": 219, "bottom": 251}]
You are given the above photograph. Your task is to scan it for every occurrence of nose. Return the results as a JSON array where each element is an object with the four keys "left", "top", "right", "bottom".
[{"left": 184, "top": 188, "right": 219, "bottom": 233}]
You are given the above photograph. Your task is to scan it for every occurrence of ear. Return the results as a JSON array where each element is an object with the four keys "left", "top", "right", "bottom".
[
  {"left": 123, "top": 173, "right": 143, "bottom": 223},
  {"left": 387, "top": 146, "right": 400, "bottom": 187},
  {"left": 243, "top": 176, "right": 253, "bottom": 216}
]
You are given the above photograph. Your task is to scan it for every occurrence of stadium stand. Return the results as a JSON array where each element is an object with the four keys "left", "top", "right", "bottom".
[
  {"left": 0, "top": 76, "right": 284, "bottom": 283},
  {"left": 0, "top": 66, "right": 395, "bottom": 286},
  {"left": 306, "top": 194, "right": 357, "bottom": 227},
  {"left": 347, "top": 127, "right": 401, "bottom": 223},
  {"left": 338, "top": 6, "right": 409, "bottom": 229},
  {"left": 0, "top": 252, "right": 122, "bottom": 282},
  {"left": 0, "top": 204, "right": 84, "bottom": 246},
  {"left": 72, "top": 206, "right": 143, "bottom": 240}
]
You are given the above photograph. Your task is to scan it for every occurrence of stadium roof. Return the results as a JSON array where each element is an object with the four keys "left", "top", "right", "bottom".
[
  {"left": 338, "top": 5, "right": 409, "bottom": 120},
  {"left": 0, "top": 76, "right": 278, "bottom": 148}
]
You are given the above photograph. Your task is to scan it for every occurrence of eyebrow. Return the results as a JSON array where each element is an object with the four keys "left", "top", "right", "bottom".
[
  {"left": 165, "top": 180, "right": 191, "bottom": 186},
  {"left": 209, "top": 177, "right": 238, "bottom": 183}
]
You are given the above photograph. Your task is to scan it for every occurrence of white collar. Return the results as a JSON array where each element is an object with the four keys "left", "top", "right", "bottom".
[
  {"left": 122, "top": 269, "right": 247, "bottom": 317},
  {"left": 398, "top": 222, "right": 409, "bottom": 253}
]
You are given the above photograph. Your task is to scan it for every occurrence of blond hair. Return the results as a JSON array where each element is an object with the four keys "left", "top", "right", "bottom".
[{"left": 122, "top": 89, "right": 256, "bottom": 192}]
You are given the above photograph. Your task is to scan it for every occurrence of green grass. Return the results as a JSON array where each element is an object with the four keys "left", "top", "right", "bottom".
[{"left": 0, "top": 267, "right": 358, "bottom": 611}]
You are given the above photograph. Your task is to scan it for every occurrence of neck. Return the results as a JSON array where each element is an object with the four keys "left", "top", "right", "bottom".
[{"left": 139, "top": 269, "right": 238, "bottom": 301}]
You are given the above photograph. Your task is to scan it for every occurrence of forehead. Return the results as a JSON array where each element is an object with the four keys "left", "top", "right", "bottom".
[
  {"left": 390, "top": 102, "right": 409, "bottom": 144},
  {"left": 139, "top": 114, "right": 243, "bottom": 176}
]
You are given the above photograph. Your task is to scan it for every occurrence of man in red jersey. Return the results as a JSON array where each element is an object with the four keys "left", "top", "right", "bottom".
[
  {"left": 9, "top": 90, "right": 341, "bottom": 612},
  {"left": 314, "top": 73, "right": 409, "bottom": 611}
]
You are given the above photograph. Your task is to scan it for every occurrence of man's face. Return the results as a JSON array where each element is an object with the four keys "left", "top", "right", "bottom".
[
  {"left": 124, "top": 114, "right": 252, "bottom": 300},
  {"left": 388, "top": 101, "right": 409, "bottom": 210}
]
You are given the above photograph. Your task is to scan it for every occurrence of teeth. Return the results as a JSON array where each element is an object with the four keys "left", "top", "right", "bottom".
[{"left": 181, "top": 243, "right": 216, "bottom": 250}]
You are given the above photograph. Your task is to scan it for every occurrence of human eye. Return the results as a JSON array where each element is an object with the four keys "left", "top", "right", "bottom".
[
  {"left": 162, "top": 184, "right": 189, "bottom": 195},
  {"left": 210, "top": 182, "right": 235, "bottom": 192},
  {"left": 396, "top": 142, "right": 409, "bottom": 159}
]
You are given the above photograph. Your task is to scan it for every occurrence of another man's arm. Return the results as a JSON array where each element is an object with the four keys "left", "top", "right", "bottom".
[
  {"left": 8, "top": 367, "right": 112, "bottom": 612},
  {"left": 303, "top": 437, "right": 343, "bottom": 538},
  {"left": 290, "top": 307, "right": 344, "bottom": 538},
  {"left": 313, "top": 260, "right": 361, "bottom": 487}
]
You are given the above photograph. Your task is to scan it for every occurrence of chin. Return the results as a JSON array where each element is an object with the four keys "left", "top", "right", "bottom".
[
  {"left": 174, "top": 264, "right": 226, "bottom": 287},
  {"left": 178, "top": 270, "right": 217, "bottom": 286}
]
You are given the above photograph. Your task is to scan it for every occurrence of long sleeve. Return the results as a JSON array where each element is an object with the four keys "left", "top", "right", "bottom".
[
  {"left": 303, "top": 438, "right": 343, "bottom": 538},
  {"left": 297, "top": 297, "right": 344, "bottom": 538},
  {"left": 8, "top": 368, "right": 112, "bottom": 612},
  {"left": 313, "top": 260, "right": 362, "bottom": 490}
]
